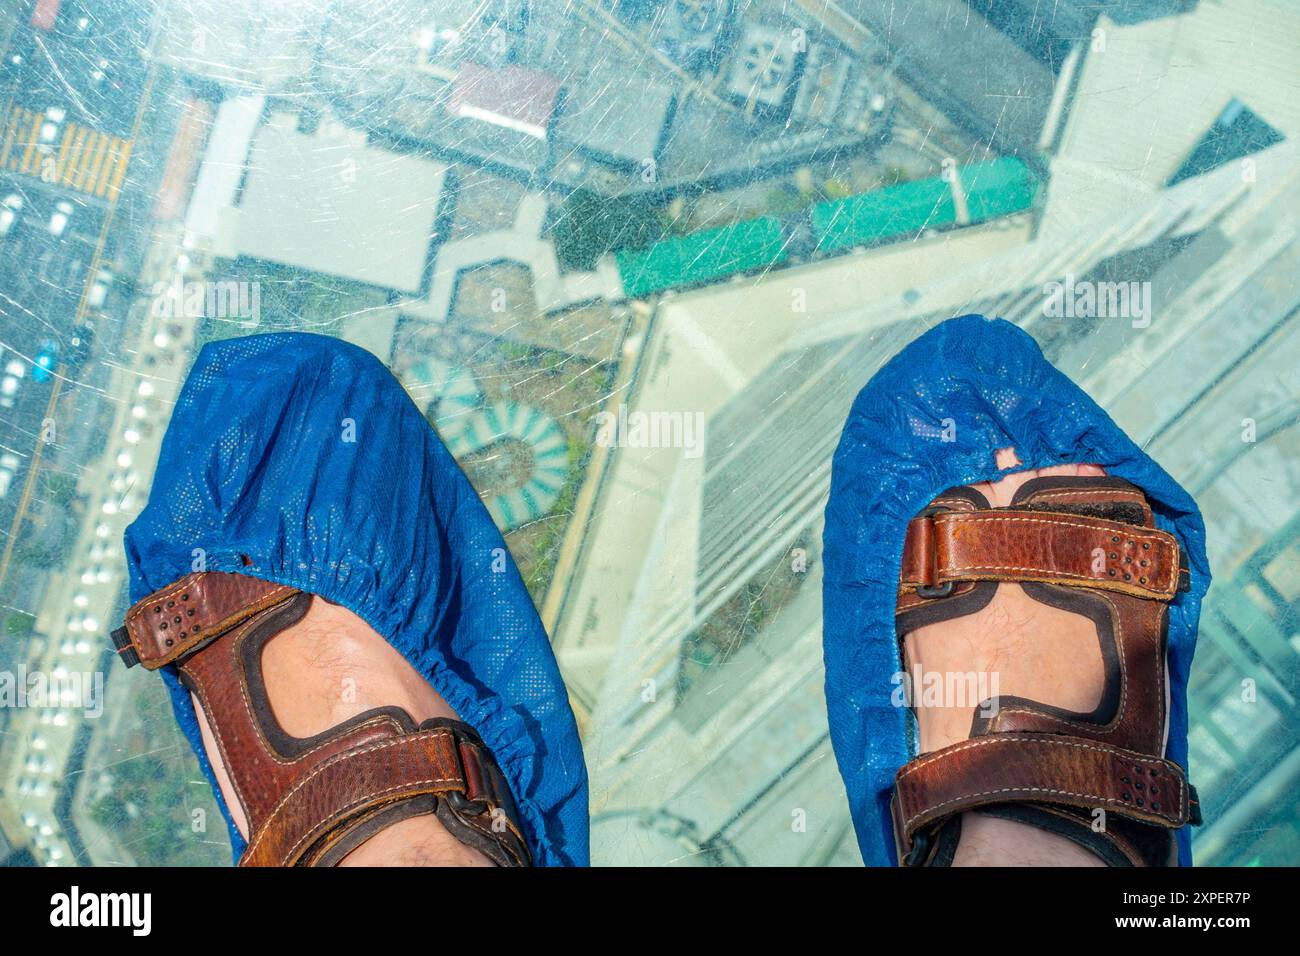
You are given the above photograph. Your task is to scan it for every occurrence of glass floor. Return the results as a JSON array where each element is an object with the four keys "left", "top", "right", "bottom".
[{"left": 0, "top": 0, "right": 1297, "bottom": 866}]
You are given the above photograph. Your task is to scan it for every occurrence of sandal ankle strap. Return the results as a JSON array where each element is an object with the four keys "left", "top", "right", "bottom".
[{"left": 891, "top": 734, "right": 1196, "bottom": 865}]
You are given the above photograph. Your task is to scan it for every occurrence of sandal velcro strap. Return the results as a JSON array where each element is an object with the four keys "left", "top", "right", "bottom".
[
  {"left": 900, "top": 509, "right": 1185, "bottom": 601},
  {"left": 113, "top": 571, "right": 300, "bottom": 670},
  {"left": 891, "top": 734, "right": 1191, "bottom": 863},
  {"left": 241, "top": 721, "right": 529, "bottom": 867}
]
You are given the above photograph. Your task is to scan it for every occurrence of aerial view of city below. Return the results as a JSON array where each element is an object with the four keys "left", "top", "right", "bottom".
[{"left": 0, "top": 0, "right": 1297, "bottom": 873}]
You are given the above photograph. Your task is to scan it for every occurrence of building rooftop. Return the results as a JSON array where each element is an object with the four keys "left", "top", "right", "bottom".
[
  {"left": 219, "top": 114, "right": 447, "bottom": 294},
  {"left": 1040, "top": 0, "right": 1300, "bottom": 240},
  {"left": 447, "top": 62, "right": 563, "bottom": 140},
  {"left": 555, "top": 78, "right": 677, "bottom": 168},
  {"left": 836, "top": 0, "right": 1055, "bottom": 155}
]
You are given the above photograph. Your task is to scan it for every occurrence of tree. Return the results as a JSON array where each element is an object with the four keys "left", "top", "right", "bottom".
[{"left": 551, "top": 189, "right": 664, "bottom": 272}]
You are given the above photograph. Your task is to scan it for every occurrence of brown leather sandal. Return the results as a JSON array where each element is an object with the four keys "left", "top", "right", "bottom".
[
  {"left": 110, "top": 571, "right": 531, "bottom": 866},
  {"left": 892, "top": 475, "right": 1201, "bottom": 867}
]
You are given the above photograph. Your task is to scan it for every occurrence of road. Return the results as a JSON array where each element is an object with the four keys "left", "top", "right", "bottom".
[
  {"left": 0, "top": 0, "right": 185, "bottom": 865},
  {"left": 1, "top": 217, "right": 201, "bottom": 864}
]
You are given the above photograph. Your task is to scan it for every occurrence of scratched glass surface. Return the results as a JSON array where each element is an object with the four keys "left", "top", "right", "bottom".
[{"left": 0, "top": 0, "right": 1296, "bottom": 867}]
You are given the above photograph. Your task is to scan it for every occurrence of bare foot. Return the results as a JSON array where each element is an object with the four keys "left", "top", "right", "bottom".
[
  {"left": 193, "top": 595, "right": 494, "bottom": 866},
  {"left": 902, "top": 449, "right": 1110, "bottom": 866}
]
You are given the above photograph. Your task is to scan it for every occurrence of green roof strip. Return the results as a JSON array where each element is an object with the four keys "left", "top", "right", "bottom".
[
  {"left": 811, "top": 176, "right": 956, "bottom": 252},
  {"left": 958, "top": 157, "right": 1040, "bottom": 224},
  {"left": 614, "top": 159, "right": 1039, "bottom": 296},
  {"left": 616, "top": 216, "right": 789, "bottom": 298}
]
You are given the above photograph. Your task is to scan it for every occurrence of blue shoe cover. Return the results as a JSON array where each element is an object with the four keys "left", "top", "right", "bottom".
[
  {"left": 822, "top": 315, "right": 1209, "bottom": 866},
  {"left": 124, "top": 333, "right": 589, "bottom": 865}
]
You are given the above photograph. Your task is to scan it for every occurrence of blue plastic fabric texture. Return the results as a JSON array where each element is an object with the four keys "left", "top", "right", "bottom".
[
  {"left": 822, "top": 315, "right": 1210, "bottom": 867},
  {"left": 123, "top": 332, "right": 589, "bottom": 866}
]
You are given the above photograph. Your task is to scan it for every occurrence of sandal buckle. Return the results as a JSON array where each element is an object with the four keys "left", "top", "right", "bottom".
[
  {"left": 915, "top": 581, "right": 955, "bottom": 599},
  {"left": 914, "top": 506, "right": 955, "bottom": 599},
  {"left": 903, "top": 828, "right": 932, "bottom": 866},
  {"left": 444, "top": 790, "right": 491, "bottom": 817}
]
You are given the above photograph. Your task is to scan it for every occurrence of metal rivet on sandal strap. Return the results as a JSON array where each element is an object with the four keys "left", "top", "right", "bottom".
[
  {"left": 1109, "top": 552, "right": 1118, "bottom": 559},
  {"left": 1136, "top": 798, "right": 1145, "bottom": 807},
  {"left": 159, "top": 622, "right": 167, "bottom": 630},
  {"left": 1122, "top": 792, "right": 1132, "bottom": 801},
  {"left": 165, "top": 638, "right": 174, "bottom": 647},
  {"left": 173, "top": 616, "right": 181, "bottom": 624},
  {"left": 1142, "top": 541, "right": 1151, "bottom": 550},
  {"left": 1152, "top": 803, "right": 1160, "bottom": 811},
  {"left": 167, "top": 600, "right": 175, "bottom": 608},
  {"left": 181, "top": 593, "right": 189, "bottom": 601},
  {"left": 1123, "top": 573, "right": 1131, "bottom": 581},
  {"left": 1112, "top": 536, "right": 1120, "bottom": 543},
  {"left": 187, "top": 608, "right": 195, "bottom": 616},
  {"left": 1108, "top": 569, "right": 1117, "bottom": 576},
  {"left": 153, "top": 606, "right": 161, "bottom": 613},
  {"left": 1139, "top": 577, "right": 1147, "bottom": 584}
]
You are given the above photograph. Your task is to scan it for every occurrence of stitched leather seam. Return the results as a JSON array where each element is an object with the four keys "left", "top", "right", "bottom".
[
  {"left": 938, "top": 512, "right": 1166, "bottom": 535},
  {"left": 936, "top": 513, "right": 1178, "bottom": 595},
  {"left": 129, "top": 574, "right": 293, "bottom": 628},
  {"left": 904, "top": 738, "right": 1190, "bottom": 827},
  {"left": 900, "top": 516, "right": 1177, "bottom": 595},
  {"left": 905, "top": 785, "right": 1185, "bottom": 831},
  {"left": 931, "top": 497, "right": 975, "bottom": 510},
  {"left": 941, "top": 515, "right": 1185, "bottom": 598},
  {"left": 898, "top": 734, "right": 1177, "bottom": 782},
  {"left": 184, "top": 662, "right": 257, "bottom": 832},
  {"left": 1026, "top": 489, "right": 1142, "bottom": 504},
  {"left": 125, "top": 574, "right": 198, "bottom": 622},
  {"left": 182, "top": 586, "right": 296, "bottom": 655},
  {"left": 904, "top": 754, "right": 1190, "bottom": 832},
  {"left": 940, "top": 567, "right": 1172, "bottom": 598},
  {"left": 898, "top": 737, "right": 1188, "bottom": 830},
  {"left": 279, "top": 778, "right": 462, "bottom": 865},
  {"left": 126, "top": 576, "right": 202, "bottom": 654},
  {"left": 244, "top": 731, "right": 463, "bottom": 862}
]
